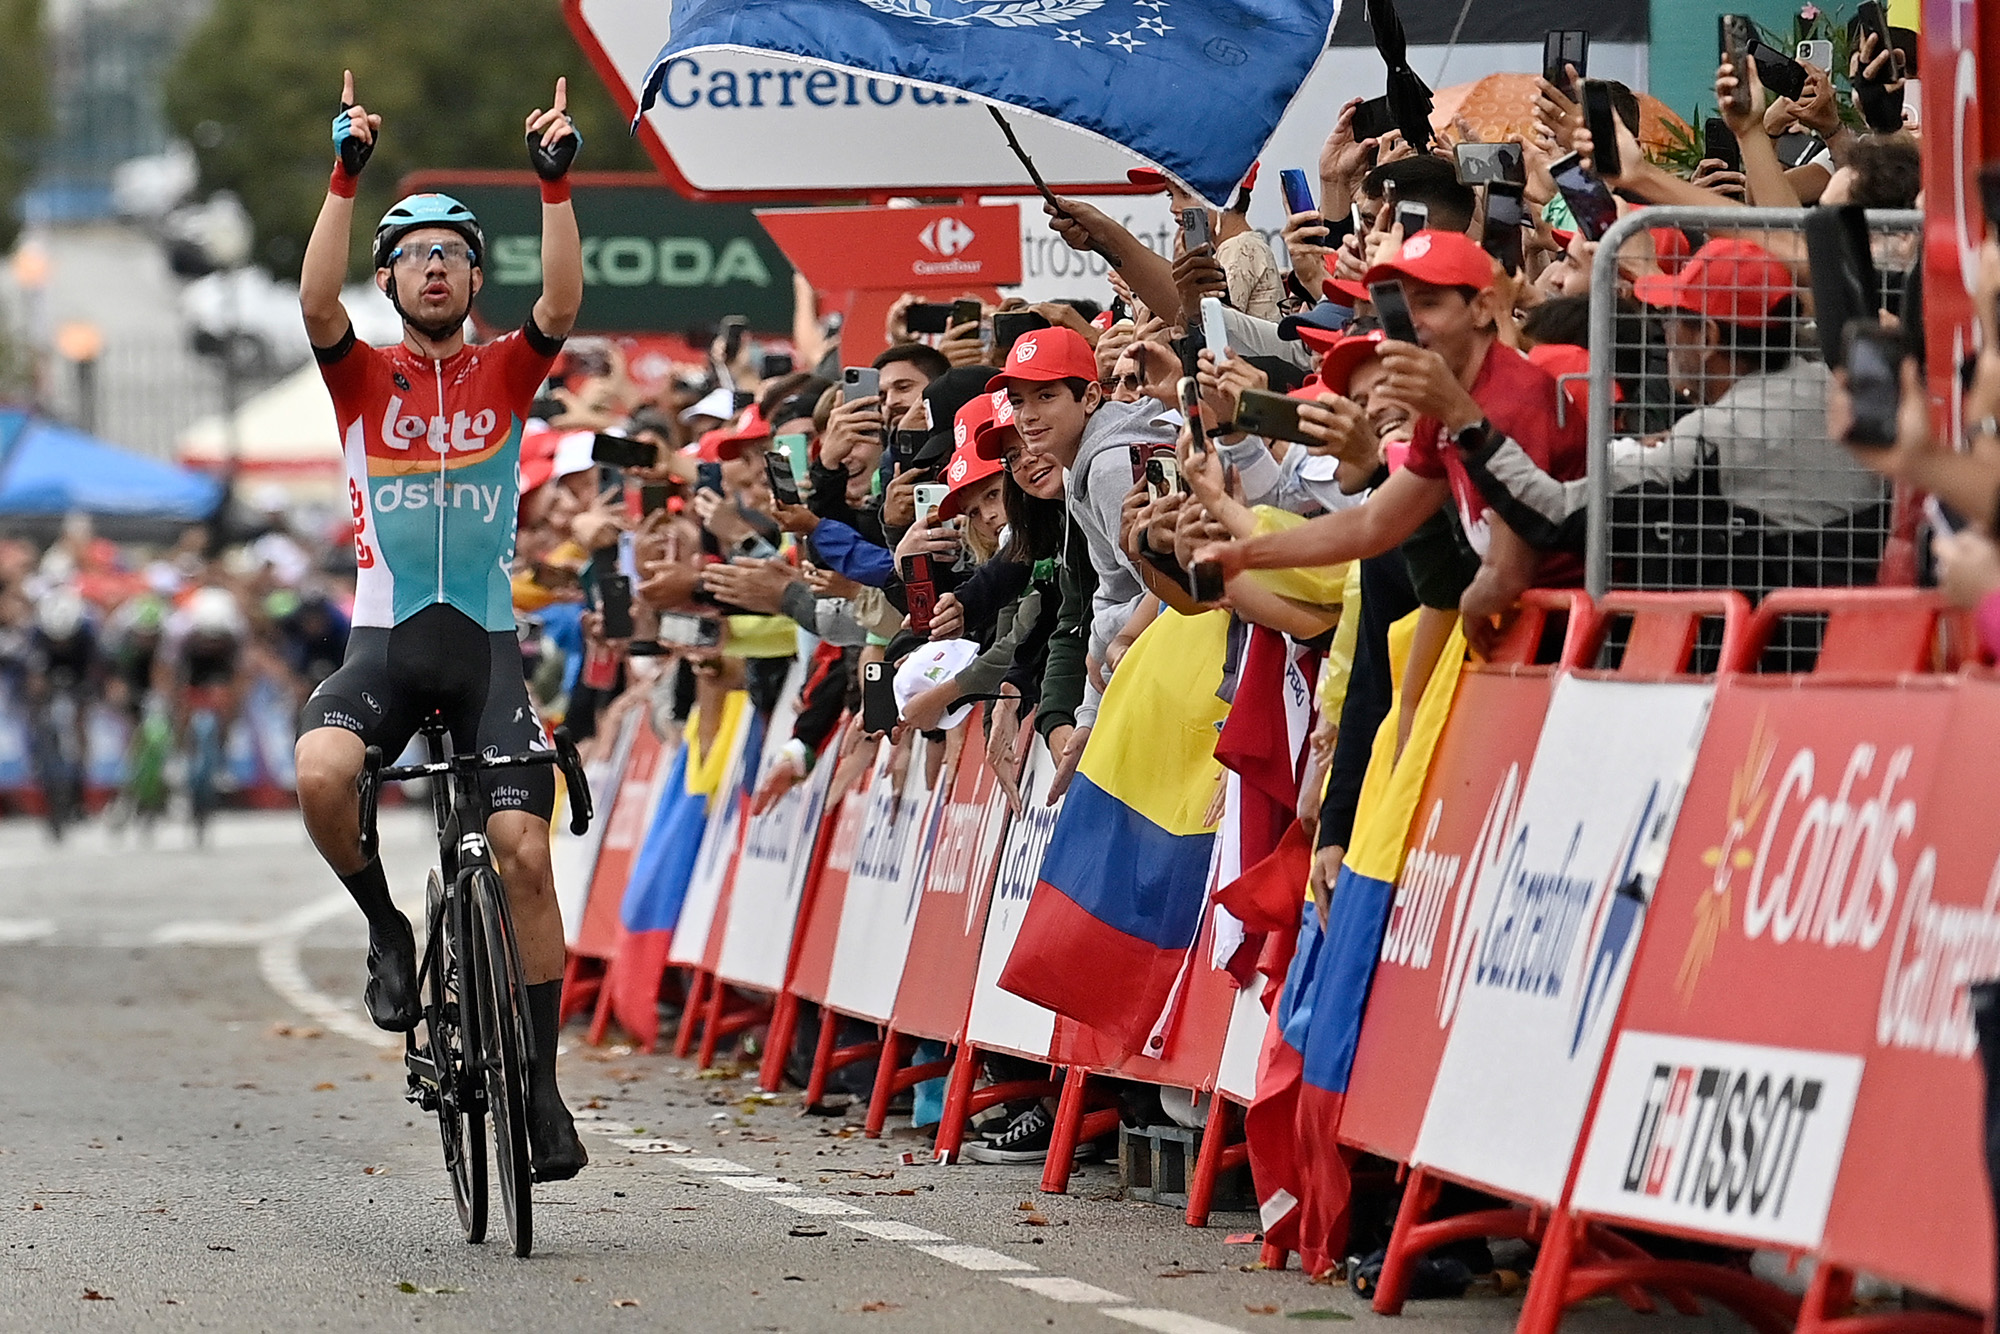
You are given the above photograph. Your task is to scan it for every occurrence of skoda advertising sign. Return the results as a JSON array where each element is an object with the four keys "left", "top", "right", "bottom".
[{"left": 401, "top": 172, "right": 795, "bottom": 334}]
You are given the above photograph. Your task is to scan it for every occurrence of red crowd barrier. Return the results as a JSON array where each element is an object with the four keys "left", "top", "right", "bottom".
[{"left": 557, "top": 587, "right": 1993, "bottom": 1329}]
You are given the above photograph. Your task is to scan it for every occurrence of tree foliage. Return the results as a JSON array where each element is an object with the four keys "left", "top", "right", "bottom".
[
  {"left": 163, "top": 0, "right": 652, "bottom": 277},
  {"left": 0, "top": 0, "right": 51, "bottom": 255}
]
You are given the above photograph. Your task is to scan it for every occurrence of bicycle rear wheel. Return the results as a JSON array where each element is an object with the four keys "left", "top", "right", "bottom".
[
  {"left": 466, "top": 867, "right": 533, "bottom": 1257},
  {"left": 426, "top": 870, "right": 486, "bottom": 1243}
]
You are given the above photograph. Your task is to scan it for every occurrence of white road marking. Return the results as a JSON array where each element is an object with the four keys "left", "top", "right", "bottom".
[
  {"left": 912, "top": 1243, "right": 1037, "bottom": 1272},
  {"left": 678, "top": 1157, "right": 752, "bottom": 1173},
  {"left": 1103, "top": 1310, "right": 1251, "bottom": 1334},
  {"left": 0, "top": 918, "right": 56, "bottom": 944},
  {"left": 256, "top": 892, "right": 395, "bottom": 1049},
  {"left": 151, "top": 921, "right": 272, "bottom": 945},
  {"left": 1004, "top": 1276, "right": 1130, "bottom": 1303},
  {"left": 842, "top": 1219, "right": 951, "bottom": 1243},
  {"left": 775, "top": 1196, "right": 871, "bottom": 1216},
  {"left": 715, "top": 1176, "right": 801, "bottom": 1193}
]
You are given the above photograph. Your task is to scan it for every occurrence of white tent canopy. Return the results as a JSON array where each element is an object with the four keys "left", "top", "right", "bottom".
[{"left": 178, "top": 363, "right": 341, "bottom": 476}]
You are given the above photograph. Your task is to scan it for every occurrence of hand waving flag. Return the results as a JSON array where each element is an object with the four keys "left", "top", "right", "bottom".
[{"left": 639, "top": 0, "right": 1343, "bottom": 207}]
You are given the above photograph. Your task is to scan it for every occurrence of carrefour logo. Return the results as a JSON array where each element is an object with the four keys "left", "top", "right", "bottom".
[{"left": 919, "top": 216, "right": 976, "bottom": 258}]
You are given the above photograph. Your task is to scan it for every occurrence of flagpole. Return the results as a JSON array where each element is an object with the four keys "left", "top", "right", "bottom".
[{"left": 985, "top": 107, "right": 1122, "bottom": 270}]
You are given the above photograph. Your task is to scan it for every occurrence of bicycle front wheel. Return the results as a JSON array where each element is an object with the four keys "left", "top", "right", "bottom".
[
  {"left": 466, "top": 867, "right": 533, "bottom": 1258},
  {"left": 427, "top": 870, "right": 486, "bottom": 1244}
]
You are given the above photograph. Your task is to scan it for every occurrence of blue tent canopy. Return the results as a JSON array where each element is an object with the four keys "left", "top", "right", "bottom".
[{"left": 0, "top": 409, "right": 222, "bottom": 521}]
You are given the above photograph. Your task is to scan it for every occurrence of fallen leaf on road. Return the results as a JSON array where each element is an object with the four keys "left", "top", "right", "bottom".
[
  {"left": 269, "top": 1023, "right": 323, "bottom": 1039},
  {"left": 1016, "top": 1200, "right": 1037, "bottom": 1211},
  {"left": 361, "top": 1166, "right": 386, "bottom": 1176},
  {"left": 1156, "top": 1267, "right": 1208, "bottom": 1278},
  {"left": 1245, "top": 1303, "right": 1280, "bottom": 1315},
  {"left": 1018, "top": 1213, "right": 1050, "bottom": 1227},
  {"left": 81, "top": 1290, "right": 112, "bottom": 1301},
  {"left": 395, "top": 1282, "right": 463, "bottom": 1295},
  {"left": 312, "top": 1082, "right": 336, "bottom": 1092},
  {"left": 29, "top": 1202, "right": 42, "bottom": 1210},
  {"left": 859, "top": 1300, "right": 900, "bottom": 1313},
  {"left": 787, "top": 1226, "right": 827, "bottom": 1237},
  {"left": 610, "top": 1297, "right": 640, "bottom": 1308},
  {"left": 1226, "top": 1231, "right": 1263, "bottom": 1245}
]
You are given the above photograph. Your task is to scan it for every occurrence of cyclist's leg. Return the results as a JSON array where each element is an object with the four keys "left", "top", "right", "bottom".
[
  {"left": 472, "top": 631, "right": 581, "bottom": 1180},
  {"left": 296, "top": 628, "right": 423, "bottom": 1030}
]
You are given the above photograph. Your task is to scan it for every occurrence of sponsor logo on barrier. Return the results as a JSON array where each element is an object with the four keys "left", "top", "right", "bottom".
[
  {"left": 743, "top": 778, "right": 811, "bottom": 862},
  {"left": 1680, "top": 715, "right": 1920, "bottom": 1002},
  {"left": 1575, "top": 1032, "right": 1862, "bottom": 1248},
  {"left": 1878, "top": 846, "right": 2000, "bottom": 1058},
  {"left": 1392, "top": 763, "right": 1524, "bottom": 1029},
  {"left": 825, "top": 786, "right": 870, "bottom": 873},
  {"left": 924, "top": 785, "right": 1009, "bottom": 936},
  {"left": 993, "top": 796, "right": 1060, "bottom": 905},
  {"left": 918, "top": 216, "right": 976, "bottom": 258}
]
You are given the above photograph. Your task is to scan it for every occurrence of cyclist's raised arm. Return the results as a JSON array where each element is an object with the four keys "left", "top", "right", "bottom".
[
  {"left": 527, "top": 77, "right": 583, "bottom": 340},
  {"left": 302, "top": 69, "right": 378, "bottom": 350}
]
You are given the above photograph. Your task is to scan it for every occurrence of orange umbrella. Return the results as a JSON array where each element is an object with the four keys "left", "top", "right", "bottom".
[{"left": 1428, "top": 72, "right": 1691, "bottom": 158}]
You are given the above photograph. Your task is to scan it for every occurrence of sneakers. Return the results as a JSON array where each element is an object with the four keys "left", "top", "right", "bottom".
[
  {"left": 961, "top": 1104, "right": 1098, "bottom": 1165},
  {"left": 362, "top": 915, "right": 421, "bottom": 1032}
]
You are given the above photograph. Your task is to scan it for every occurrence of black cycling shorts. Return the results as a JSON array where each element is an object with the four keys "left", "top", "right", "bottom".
[{"left": 298, "top": 603, "right": 553, "bottom": 821}]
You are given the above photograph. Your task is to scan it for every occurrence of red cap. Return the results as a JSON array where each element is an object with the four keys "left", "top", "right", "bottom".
[
  {"left": 985, "top": 327, "right": 1100, "bottom": 395},
  {"left": 1238, "top": 162, "right": 1260, "bottom": 195},
  {"left": 517, "top": 425, "right": 562, "bottom": 494},
  {"left": 1362, "top": 229, "right": 1496, "bottom": 293},
  {"left": 1551, "top": 227, "right": 1579, "bottom": 251},
  {"left": 1126, "top": 168, "right": 1170, "bottom": 191},
  {"left": 1632, "top": 237, "right": 1794, "bottom": 330},
  {"left": 1649, "top": 226, "right": 1692, "bottom": 276},
  {"left": 937, "top": 438, "right": 1006, "bottom": 520},
  {"left": 1297, "top": 328, "right": 1387, "bottom": 394},
  {"left": 696, "top": 404, "right": 770, "bottom": 461},
  {"left": 1526, "top": 342, "right": 1622, "bottom": 417},
  {"left": 970, "top": 389, "right": 1020, "bottom": 460}
]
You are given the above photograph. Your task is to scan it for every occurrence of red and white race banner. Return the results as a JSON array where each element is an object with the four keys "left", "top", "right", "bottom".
[
  {"left": 889, "top": 712, "right": 1014, "bottom": 1044},
  {"left": 964, "top": 735, "right": 1065, "bottom": 1061},
  {"left": 1339, "top": 669, "right": 1557, "bottom": 1163},
  {"left": 822, "top": 732, "right": 947, "bottom": 1023},
  {"left": 1572, "top": 674, "right": 1993, "bottom": 1309},
  {"left": 785, "top": 752, "right": 874, "bottom": 1008},
  {"left": 556, "top": 705, "right": 645, "bottom": 950},
  {"left": 713, "top": 747, "right": 838, "bottom": 992},
  {"left": 1412, "top": 676, "right": 1714, "bottom": 1204},
  {"left": 666, "top": 703, "right": 756, "bottom": 970}
]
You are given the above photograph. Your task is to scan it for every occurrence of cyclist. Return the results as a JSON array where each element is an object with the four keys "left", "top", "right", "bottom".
[
  {"left": 293, "top": 70, "right": 587, "bottom": 1181},
  {"left": 24, "top": 586, "right": 99, "bottom": 836},
  {"left": 158, "top": 584, "right": 249, "bottom": 837}
]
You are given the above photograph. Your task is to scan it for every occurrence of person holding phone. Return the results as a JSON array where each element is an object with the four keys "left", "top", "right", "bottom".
[
  {"left": 1195, "top": 229, "right": 1589, "bottom": 650},
  {"left": 294, "top": 69, "right": 592, "bottom": 1182},
  {"left": 810, "top": 342, "right": 950, "bottom": 546}
]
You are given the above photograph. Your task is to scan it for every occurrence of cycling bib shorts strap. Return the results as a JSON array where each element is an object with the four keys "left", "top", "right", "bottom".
[
  {"left": 299, "top": 603, "right": 554, "bottom": 821},
  {"left": 317, "top": 319, "right": 562, "bottom": 633}
]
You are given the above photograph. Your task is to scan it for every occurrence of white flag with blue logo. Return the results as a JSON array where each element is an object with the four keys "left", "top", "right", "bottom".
[{"left": 640, "top": 0, "right": 1343, "bottom": 207}]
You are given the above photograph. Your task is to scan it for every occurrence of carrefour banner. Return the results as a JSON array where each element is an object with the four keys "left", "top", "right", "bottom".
[{"left": 1410, "top": 676, "right": 1714, "bottom": 1205}]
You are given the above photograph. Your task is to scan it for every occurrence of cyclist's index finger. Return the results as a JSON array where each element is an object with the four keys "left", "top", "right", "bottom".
[
  {"left": 342, "top": 68, "right": 355, "bottom": 106},
  {"left": 553, "top": 76, "right": 567, "bottom": 115}
]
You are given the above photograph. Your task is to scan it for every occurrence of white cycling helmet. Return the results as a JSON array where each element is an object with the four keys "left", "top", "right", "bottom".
[
  {"left": 186, "top": 587, "right": 243, "bottom": 636},
  {"left": 36, "top": 588, "right": 87, "bottom": 640}
]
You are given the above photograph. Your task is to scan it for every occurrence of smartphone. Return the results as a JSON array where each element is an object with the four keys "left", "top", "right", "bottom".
[
  {"left": 597, "top": 573, "right": 635, "bottom": 640},
  {"left": 1127, "top": 441, "right": 1172, "bottom": 484},
  {"left": 1550, "top": 152, "right": 1620, "bottom": 243},
  {"left": 1142, "top": 454, "right": 1180, "bottom": 500},
  {"left": 1178, "top": 375, "right": 1204, "bottom": 439},
  {"left": 949, "top": 298, "right": 983, "bottom": 333},
  {"left": 657, "top": 611, "right": 723, "bottom": 649},
  {"left": 1850, "top": 2, "right": 1902, "bottom": 77},
  {"left": 1349, "top": 201, "right": 1366, "bottom": 236},
  {"left": 1805, "top": 205, "right": 1880, "bottom": 369},
  {"left": 1394, "top": 199, "right": 1430, "bottom": 237},
  {"left": 1350, "top": 96, "right": 1395, "bottom": 144},
  {"left": 591, "top": 432, "right": 659, "bottom": 470},
  {"left": 913, "top": 482, "right": 950, "bottom": 526},
  {"left": 764, "top": 448, "right": 802, "bottom": 507},
  {"left": 720, "top": 315, "right": 748, "bottom": 362},
  {"left": 861, "top": 660, "right": 898, "bottom": 733},
  {"left": 991, "top": 309, "right": 1049, "bottom": 360},
  {"left": 1454, "top": 142, "right": 1525, "bottom": 188},
  {"left": 1481, "top": 184, "right": 1527, "bottom": 276},
  {"left": 1842, "top": 322, "right": 1903, "bottom": 448},
  {"left": 901, "top": 553, "right": 936, "bottom": 637},
  {"left": 640, "top": 482, "right": 672, "bottom": 515},
  {"left": 1189, "top": 559, "right": 1225, "bottom": 604},
  {"left": 1200, "top": 295, "right": 1230, "bottom": 361},
  {"left": 1580, "top": 80, "right": 1622, "bottom": 180},
  {"left": 1368, "top": 281, "right": 1421, "bottom": 344},
  {"left": 842, "top": 366, "right": 881, "bottom": 402},
  {"left": 1747, "top": 40, "right": 1809, "bottom": 102},
  {"left": 1279, "top": 168, "right": 1317, "bottom": 218},
  {"left": 1719, "top": 15, "right": 1756, "bottom": 114},
  {"left": 905, "top": 301, "right": 955, "bottom": 335},
  {"left": 1796, "top": 39, "right": 1834, "bottom": 71},
  {"left": 758, "top": 350, "right": 794, "bottom": 379},
  {"left": 1181, "top": 207, "right": 1213, "bottom": 252},
  {"left": 1234, "top": 388, "right": 1317, "bottom": 446},
  {"left": 1542, "top": 29, "right": 1589, "bottom": 96},
  {"left": 1703, "top": 117, "right": 1742, "bottom": 173},
  {"left": 772, "top": 431, "right": 810, "bottom": 482}
]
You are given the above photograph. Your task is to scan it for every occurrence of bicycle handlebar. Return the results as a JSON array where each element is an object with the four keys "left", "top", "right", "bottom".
[{"left": 354, "top": 727, "right": 594, "bottom": 852}]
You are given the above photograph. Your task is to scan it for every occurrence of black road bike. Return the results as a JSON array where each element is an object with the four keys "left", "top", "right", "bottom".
[{"left": 356, "top": 713, "right": 592, "bottom": 1258}]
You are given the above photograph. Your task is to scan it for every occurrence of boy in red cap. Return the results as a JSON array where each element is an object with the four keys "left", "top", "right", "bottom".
[
  {"left": 1197, "top": 228, "right": 1587, "bottom": 646},
  {"left": 986, "top": 325, "right": 1177, "bottom": 788}
]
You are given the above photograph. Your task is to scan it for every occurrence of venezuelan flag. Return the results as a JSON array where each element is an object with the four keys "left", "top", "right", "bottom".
[
  {"left": 1249, "top": 613, "right": 1467, "bottom": 1277},
  {"left": 998, "top": 608, "right": 1229, "bottom": 1056}
]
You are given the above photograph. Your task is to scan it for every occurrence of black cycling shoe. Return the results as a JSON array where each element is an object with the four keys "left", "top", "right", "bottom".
[
  {"left": 527, "top": 1087, "right": 588, "bottom": 1182},
  {"left": 362, "top": 916, "right": 422, "bottom": 1032}
]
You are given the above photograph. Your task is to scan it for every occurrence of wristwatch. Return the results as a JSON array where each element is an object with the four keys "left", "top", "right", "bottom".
[{"left": 1450, "top": 419, "right": 1491, "bottom": 452}]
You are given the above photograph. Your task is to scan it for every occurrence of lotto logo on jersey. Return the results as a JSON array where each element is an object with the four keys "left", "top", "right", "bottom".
[{"left": 372, "top": 396, "right": 506, "bottom": 470}]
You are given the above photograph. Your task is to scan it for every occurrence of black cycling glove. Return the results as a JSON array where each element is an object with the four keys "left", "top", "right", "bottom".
[{"left": 528, "top": 118, "right": 582, "bottom": 181}]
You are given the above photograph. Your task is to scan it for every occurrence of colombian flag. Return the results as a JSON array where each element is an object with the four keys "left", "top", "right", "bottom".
[
  {"left": 1251, "top": 614, "right": 1467, "bottom": 1276},
  {"left": 999, "top": 609, "right": 1229, "bottom": 1056},
  {"left": 604, "top": 692, "right": 750, "bottom": 1046}
]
